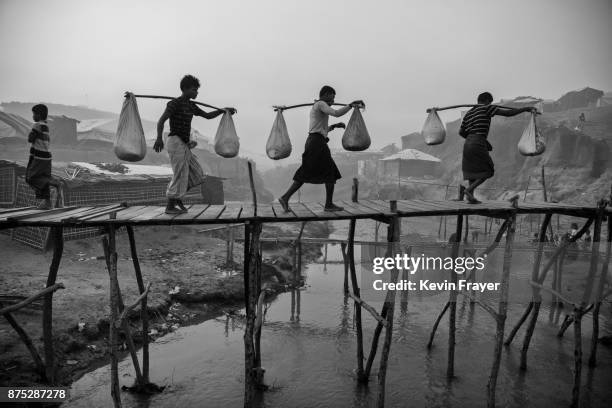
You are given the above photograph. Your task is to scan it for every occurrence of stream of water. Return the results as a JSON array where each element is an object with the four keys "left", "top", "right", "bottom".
[{"left": 65, "top": 242, "right": 612, "bottom": 408}]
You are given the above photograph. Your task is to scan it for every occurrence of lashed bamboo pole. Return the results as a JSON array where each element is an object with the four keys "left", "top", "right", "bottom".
[
  {"left": 571, "top": 204, "right": 604, "bottom": 408},
  {"left": 347, "top": 217, "right": 365, "bottom": 382},
  {"left": 448, "top": 187, "right": 464, "bottom": 378},
  {"left": 103, "top": 226, "right": 122, "bottom": 408},
  {"left": 487, "top": 214, "right": 516, "bottom": 408},
  {"left": 505, "top": 214, "right": 552, "bottom": 346},
  {"left": 341, "top": 244, "right": 349, "bottom": 296},
  {"left": 427, "top": 302, "right": 449, "bottom": 349},
  {"left": 126, "top": 225, "right": 150, "bottom": 382},
  {"left": 589, "top": 216, "right": 611, "bottom": 367},
  {"left": 244, "top": 221, "right": 263, "bottom": 407},
  {"left": 43, "top": 226, "right": 63, "bottom": 384},
  {"left": 102, "top": 237, "right": 144, "bottom": 387},
  {"left": 557, "top": 304, "right": 594, "bottom": 338},
  {"left": 346, "top": 292, "right": 388, "bottom": 327},
  {"left": 376, "top": 201, "right": 400, "bottom": 408},
  {"left": 1, "top": 301, "right": 46, "bottom": 380},
  {"left": 519, "top": 217, "right": 593, "bottom": 369},
  {"left": 364, "top": 245, "right": 410, "bottom": 380},
  {"left": 1, "top": 284, "right": 64, "bottom": 316}
]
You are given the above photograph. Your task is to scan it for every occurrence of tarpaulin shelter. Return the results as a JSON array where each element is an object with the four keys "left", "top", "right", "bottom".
[
  {"left": 0, "top": 111, "right": 78, "bottom": 144},
  {"left": 379, "top": 148, "right": 441, "bottom": 178}
]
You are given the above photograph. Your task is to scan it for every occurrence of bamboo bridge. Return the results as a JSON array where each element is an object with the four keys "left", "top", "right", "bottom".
[{"left": 0, "top": 185, "right": 611, "bottom": 408}]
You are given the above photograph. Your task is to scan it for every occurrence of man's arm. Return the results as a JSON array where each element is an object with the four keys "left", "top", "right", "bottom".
[
  {"left": 194, "top": 106, "right": 225, "bottom": 120},
  {"left": 494, "top": 106, "right": 534, "bottom": 117},
  {"left": 194, "top": 105, "right": 236, "bottom": 120},
  {"left": 154, "top": 109, "right": 171, "bottom": 152},
  {"left": 317, "top": 102, "right": 352, "bottom": 118}
]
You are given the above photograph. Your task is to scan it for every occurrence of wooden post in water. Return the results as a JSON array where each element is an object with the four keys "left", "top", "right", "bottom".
[
  {"left": 341, "top": 243, "right": 349, "bottom": 295},
  {"left": 486, "top": 213, "right": 516, "bottom": 408},
  {"left": 247, "top": 161, "right": 258, "bottom": 216},
  {"left": 352, "top": 178, "right": 359, "bottom": 203},
  {"left": 126, "top": 226, "right": 150, "bottom": 382},
  {"left": 244, "top": 221, "right": 263, "bottom": 407},
  {"left": 101, "top": 237, "right": 144, "bottom": 388},
  {"left": 43, "top": 226, "right": 63, "bottom": 385},
  {"left": 377, "top": 200, "right": 400, "bottom": 408},
  {"left": 103, "top": 226, "right": 122, "bottom": 408},
  {"left": 447, "top": 186, "right": 464, "bottom": 378},
  {"left": 571, "top": 203, "right": 604, "bottom": 408},
  {"left": 589, "top": 216, "right": 611, "bottom": 367},
  {"left": 348, "top": 217, "right": 365, "bottom": 381},
  {"left": 517, "top": 214, "right": 552, "bottom": 364}
]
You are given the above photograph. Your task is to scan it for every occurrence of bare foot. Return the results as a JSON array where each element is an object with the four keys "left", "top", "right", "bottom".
[{"left": 278, "top": 197, "right": 291, "bottom": 213}]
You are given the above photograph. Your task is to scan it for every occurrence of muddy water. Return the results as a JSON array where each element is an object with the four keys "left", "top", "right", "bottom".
[{"left": 65, "top": 242, "right": 612, "bottom": 408}]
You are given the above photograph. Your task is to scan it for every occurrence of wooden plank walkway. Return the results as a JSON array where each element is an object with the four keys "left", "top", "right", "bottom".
[{"left": 0, "top": 199, "right": 610, "bottom": 229}]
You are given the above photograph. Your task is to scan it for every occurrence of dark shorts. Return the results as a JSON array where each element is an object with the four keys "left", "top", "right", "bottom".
[
  {"left": 462, "top": 134, "right": 494, "bottom": 180},
  {"left": 293, "top": 133, "right": 341, "bottom": 184}
]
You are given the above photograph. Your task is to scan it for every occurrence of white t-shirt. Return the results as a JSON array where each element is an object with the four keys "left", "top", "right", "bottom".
[{"left": 308, "top": 101, "right": 351, "bottom": 136}]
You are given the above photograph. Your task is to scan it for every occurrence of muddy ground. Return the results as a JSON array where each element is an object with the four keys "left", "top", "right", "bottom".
[{"left": 0, "top": 221, "right": 330, "bottom": 388}]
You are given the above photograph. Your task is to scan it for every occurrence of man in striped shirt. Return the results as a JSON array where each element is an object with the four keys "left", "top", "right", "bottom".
[
  {"left": 459, "top": 92, "right": 535, "bottom": 204},
  {"left": 26, "top": 104, "right": 53, "bottom": 209},
  {"left": 154, "top": 75, "right": 236, "bottom": 214}
]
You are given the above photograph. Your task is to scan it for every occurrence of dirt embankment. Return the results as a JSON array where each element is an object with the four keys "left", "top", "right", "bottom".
[{"left": 0, "top": 221, "right": 330, "bottom": 387}]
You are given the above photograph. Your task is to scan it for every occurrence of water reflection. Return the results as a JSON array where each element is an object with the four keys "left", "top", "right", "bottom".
[{"left": 66, "top": 244, "right": 612, "bottom": 408}]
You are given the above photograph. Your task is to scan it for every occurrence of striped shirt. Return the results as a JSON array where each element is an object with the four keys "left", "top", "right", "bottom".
[
  {"left": 459, "top": 105, "right": 500, "bottom": 138},
  {"left": 28, "top": 120, "right": 51, "bottom": 158},
  {"left": 166, "top": 96, "right": 206, "bottom": 143}
]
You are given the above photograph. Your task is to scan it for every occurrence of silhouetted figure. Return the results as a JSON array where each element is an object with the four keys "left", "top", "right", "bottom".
[
  {"left": 278, "top": 85, "right": 363, "bottom": 212},
  {"left": 458, "top": 92, "right": 535, "bottom": 204}
]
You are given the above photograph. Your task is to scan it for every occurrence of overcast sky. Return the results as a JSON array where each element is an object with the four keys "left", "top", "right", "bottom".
[{"left": 1, "top": 0, "right": 611, "bottom": 162}]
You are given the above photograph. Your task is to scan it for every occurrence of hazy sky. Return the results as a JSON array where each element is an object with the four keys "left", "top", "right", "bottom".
[{"left": 1, "top": 0, "right": 611, "bottom": 161}]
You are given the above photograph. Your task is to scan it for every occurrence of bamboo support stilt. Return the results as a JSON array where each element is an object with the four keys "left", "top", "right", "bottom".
[
  {"left": 102, "top": 237, "right": 144, "bottom": 387},
  {"left": 486, "top": 214, "right": 516, "bottom": 408},
  {"left": 447, "top": 187, "right": 465, "bottom": 379},
  {"left": 1, "top": 302, "right": 46, "bottom": 380},
  {"left": 520, "top": 216, "right": 592, "bottom": 369},
  {"left": 244, "top": 221, "right": 263, "bottom": 408},
  {"left": 427, "top": 302, "right": 449, "bottom": 349},
  {"left": 103, "top": 226, "right": 122, "bottom": 408},
  {"left": 341, "top": 243, "right": 349, "bottom": 294},
  {"left": 347, "top": 218, "right": 365, "bottom": 382},
  {"left": 376, "top": 201, "right": 400, "bottom": 408},
  {"left": 126, "top": 225, "right": 149, "bottom": 382},
  {"left": 589, "top": 216, "right": 611, "bottom": 367},
  {"left": 505, "top": 214, "right": 552, "bottom": 347},
  {"left": 43, "top": 226, "right": 63, "bottom": 385},
  {"left": 571, "top": 204, "right": 604, "bottom": 408}
]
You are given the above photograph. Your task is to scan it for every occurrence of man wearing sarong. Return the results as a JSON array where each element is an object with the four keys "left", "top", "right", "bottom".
[
  {"left": 26, "top": 104, "right": 53, "bottom": 209},
  {"left": 278, "top": 86, "right": 363, "bottom": 213},
  {"left": 155, "top": 75, "right": 236, "bottom": 214},
  {"left": 459, "top": 92, "right": 535, "bottom": 204}
]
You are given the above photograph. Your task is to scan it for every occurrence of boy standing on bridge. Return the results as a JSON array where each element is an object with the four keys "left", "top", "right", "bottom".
[
  {"left": 154, "top": 75, "right": 236, "bottom": 214},
  {"left": 278, "top": 86, "right": 363, "bottom": 213},
  {"left": 459, "top": 92, "right": 536, "bottom": 204},
  {"left": 26, "top": 104, "right": 53, "bottom": 210}
]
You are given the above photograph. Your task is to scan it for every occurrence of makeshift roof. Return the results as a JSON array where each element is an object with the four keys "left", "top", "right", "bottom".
[
  {"left": 0, "top": 111, "right": 78, "bottom": 139},
  {"left": 0, "top": 159, "right": 223, "bottom": 188},
  {"left": 380, "top": 149, "right": 441, "bottom": 162}
]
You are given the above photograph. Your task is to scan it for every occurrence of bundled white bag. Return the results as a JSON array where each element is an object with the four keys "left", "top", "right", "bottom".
[
  {"left": 342, "top": 108, "right": 371, "bottom": 151},
  {"left": 422, "top": 109, "right": 446, "bottom": 145},
  {"left": 518, "top": 112, "right": 545, "bottom": 156},
  {"left": 266, "top": 111, "right": 292, "bottom": 160},
  {"left": 114, "top": 93, "right": 146, "bottom": 161},
  {"left": 214, "top": 111, "right": 240, "bottom": 158}
]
